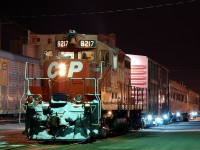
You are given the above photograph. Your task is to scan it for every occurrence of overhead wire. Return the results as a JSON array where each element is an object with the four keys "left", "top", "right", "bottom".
[{"left": 2, "top": 0, "right": 198, "bottom": 18}]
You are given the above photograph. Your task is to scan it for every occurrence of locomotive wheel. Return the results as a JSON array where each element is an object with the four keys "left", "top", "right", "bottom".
[
  {"left": 123, "top": 122, "right": 130, "bottom": 134},
  {"left": 115, "top": 118, "right": 130, "bottom": 135}
]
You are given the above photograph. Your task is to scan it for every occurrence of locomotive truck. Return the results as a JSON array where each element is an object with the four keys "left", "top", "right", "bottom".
[{"left": 23, "top": 30, "right": 144, "bottom": 141}]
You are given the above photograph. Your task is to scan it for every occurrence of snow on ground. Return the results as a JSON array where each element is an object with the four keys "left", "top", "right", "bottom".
[{"left": 0, "top": 122, "right": 25, "bottom": 130}]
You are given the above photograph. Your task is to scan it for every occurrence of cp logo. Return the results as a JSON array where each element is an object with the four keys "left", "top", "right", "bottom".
[{"left": 47, "top": 61, "right": 83, "bottom": 78}]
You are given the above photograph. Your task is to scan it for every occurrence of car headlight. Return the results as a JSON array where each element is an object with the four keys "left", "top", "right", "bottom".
[
  {"left": 176, "top": 112, "right": 180, "bottom": 117},
  {"left": 155, "top": 117, "right": 163, "bottom": 124},
  {"left": 147, "top": 115, "right": 153, "bottom": 121},
  {"left": 163, "top": 114, "right": 168, "bottom": 120}
]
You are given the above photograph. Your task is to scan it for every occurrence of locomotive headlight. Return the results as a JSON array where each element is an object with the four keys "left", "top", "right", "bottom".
[{"left": 59, "top": 63, "right": 66, "bottom": 76}]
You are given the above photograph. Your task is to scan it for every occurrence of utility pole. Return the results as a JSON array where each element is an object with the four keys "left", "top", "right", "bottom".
[{"left": 0, "top": 19, "right": 12, "bottom": 50}]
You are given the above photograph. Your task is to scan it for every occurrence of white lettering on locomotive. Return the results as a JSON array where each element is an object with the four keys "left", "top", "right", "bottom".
[
  {"left": 48, "top": 62, "right": 59, "bottom": 78},
  {"left": 68, "top": 61, "right": 83, "bottom": 77},
  {"left": 47, "top": 61, "right": 83, "bottom": 78}
]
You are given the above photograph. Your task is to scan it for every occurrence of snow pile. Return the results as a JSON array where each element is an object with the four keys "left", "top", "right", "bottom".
[{"left": 30, "top": 99, "right": 100, "bottom": 140}]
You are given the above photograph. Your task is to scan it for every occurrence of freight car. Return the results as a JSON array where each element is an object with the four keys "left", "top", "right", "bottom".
[
  {"left": 0, "top": 50, "right": 40, "bottom": 116},
  {"left": 127, "top": 54, "right": 170, "bottom": 126},
  {"left": 23, "top": 30, "right": 145, "bottom": 142},
  {"left": 170, "top": 80, "right": 199, "bottom": 121},
  {"left": 126, "top": 54, "right": 199, "bottom": 125}
]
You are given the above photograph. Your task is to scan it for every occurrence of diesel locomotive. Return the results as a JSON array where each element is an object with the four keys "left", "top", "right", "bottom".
[{"left": 23, "top": 30, "right": 144, "bottom": 141}]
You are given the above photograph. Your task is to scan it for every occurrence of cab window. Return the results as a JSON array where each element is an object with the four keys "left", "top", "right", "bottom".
[
  {"left": 57, "top": 51, "right": 74, "bottom": 59},
  {"left": 78, "top": 51, "right": 94, "bottom": 61},
  {"left": 99, "top": 50, "right": 109, "bottom": 63},
  {"left": 43, "top": 50, "right": 53, "bottom": 60}
]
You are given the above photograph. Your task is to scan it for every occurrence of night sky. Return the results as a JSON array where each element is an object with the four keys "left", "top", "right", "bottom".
[{"left": 0, "top": 0, "right": 200, "bottom": 91}]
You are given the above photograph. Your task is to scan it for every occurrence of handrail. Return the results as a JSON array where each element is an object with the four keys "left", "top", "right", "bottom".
[
  {"left": 18, "top": 81, "right": 26, "bottom": 124},
  {"left": 23, "top": 61, "right": 104, "bottom": 126}
]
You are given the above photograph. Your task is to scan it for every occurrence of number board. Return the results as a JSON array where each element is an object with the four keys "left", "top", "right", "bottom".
[
  {"left": 78, "top": 40, "right": 96, "bottom": 48},
  {"left": 56, "top": 40, "right": 69, "bottom": 48}
]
